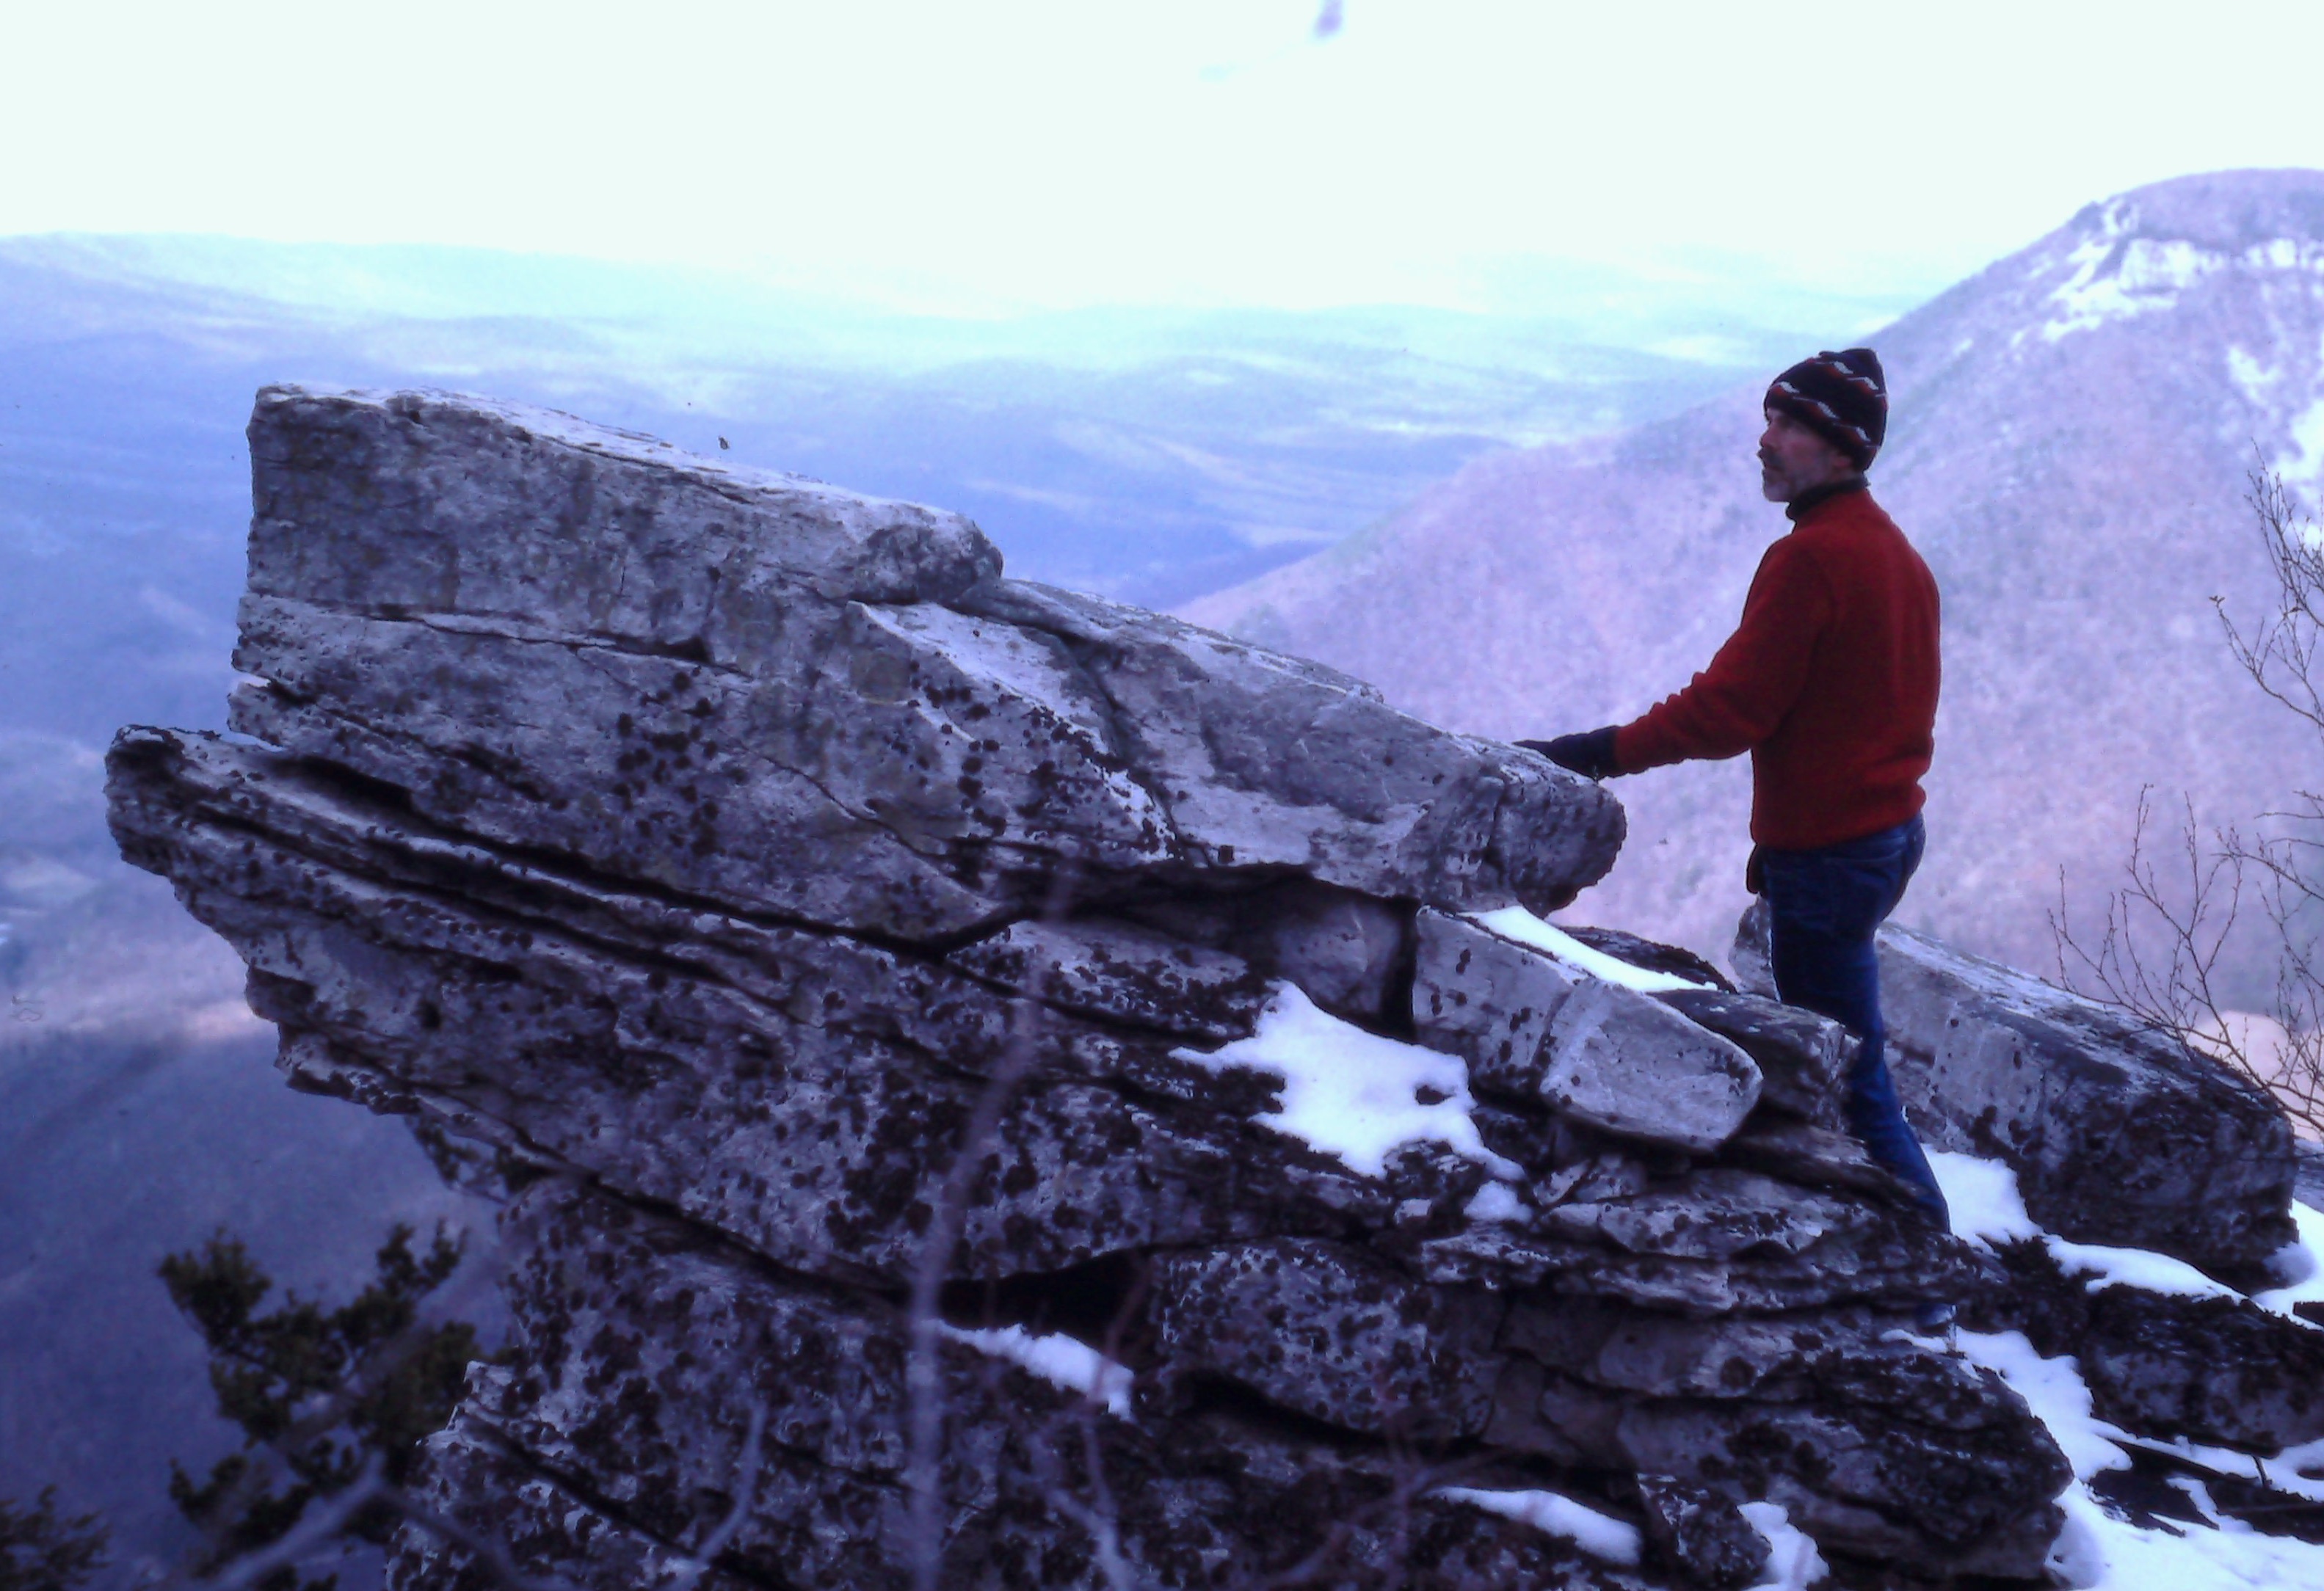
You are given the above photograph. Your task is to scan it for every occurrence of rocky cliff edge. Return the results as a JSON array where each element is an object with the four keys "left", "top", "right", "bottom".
[{"left": 104, "top": 387, "right": 2324, "bottom": 1589}]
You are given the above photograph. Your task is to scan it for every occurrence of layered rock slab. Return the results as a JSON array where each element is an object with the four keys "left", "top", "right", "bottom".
[
  {"left": 1411, "top": 911, "right": 1762, "bottom": 1153},
  {"left": 389, "top": 1181, "right": 2059, "bottom": 1589},
  {"left": 231, "top": 385, "right": 1624, "bottom": 938},
  {"left": 109, "top": 728, "right": 1428, "bottom": 1288}
]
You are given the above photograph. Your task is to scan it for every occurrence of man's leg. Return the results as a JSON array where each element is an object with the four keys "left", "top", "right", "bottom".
[{"left": 1761, "top": 818, "right": 1950, "bottom": 1229}]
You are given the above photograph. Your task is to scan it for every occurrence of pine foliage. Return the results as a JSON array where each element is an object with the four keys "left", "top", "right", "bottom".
[
  {"left": 159, "top": 1223, "right": 480, "bottom": 1591},
  {"left": 0, "top": 1488, "right": 106, "bottom": 1591}
]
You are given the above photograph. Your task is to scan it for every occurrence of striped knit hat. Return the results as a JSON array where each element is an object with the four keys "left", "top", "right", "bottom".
[{"left": 1765, "top": 348, "right": 1887, "bottom": 468}]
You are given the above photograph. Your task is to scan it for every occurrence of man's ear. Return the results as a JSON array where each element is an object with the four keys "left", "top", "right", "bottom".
[{"left": 1811, "top": 429, "right": 1857, "bottom": 477}]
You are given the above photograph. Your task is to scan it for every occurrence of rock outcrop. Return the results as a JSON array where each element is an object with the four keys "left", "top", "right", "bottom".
[{"left": 120, "top": 385, "right": 2324, "bottom": 1587}]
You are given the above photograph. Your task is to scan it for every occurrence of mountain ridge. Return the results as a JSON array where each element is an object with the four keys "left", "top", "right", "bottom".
[{"left": 1184, "top": 167, "right": 2324, "bottom": 989}]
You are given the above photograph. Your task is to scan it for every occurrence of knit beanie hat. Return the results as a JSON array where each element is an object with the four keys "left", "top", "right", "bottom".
[{"left": 1765, "top": 348, "right": 1887, "bottom": 468}]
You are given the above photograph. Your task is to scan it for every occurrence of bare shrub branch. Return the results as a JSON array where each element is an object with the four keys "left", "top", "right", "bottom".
[
  {"left": 2056, "top": 465, "right": 2324, "bottom": 1136},
  {"left": 2220, "top": 463, "right": 2324, "bottom": 734},
  {"left": 905, "top": 864, "right": 1082, "bottom": 1591},
  {"left": 667, "top": 1405, "right": 766, "bottom": 1591}
]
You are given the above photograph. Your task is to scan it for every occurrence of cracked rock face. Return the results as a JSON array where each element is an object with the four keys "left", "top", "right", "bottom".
[
  {"left": 1411, "top": 912, "right": 1762, "bottom": 1152},
  {"left": 400, "top": 1186, "right": 1669, "bottom": 1591},
  {"left": 110, "top": 388, "right": 2087, "bottom": 1587}
]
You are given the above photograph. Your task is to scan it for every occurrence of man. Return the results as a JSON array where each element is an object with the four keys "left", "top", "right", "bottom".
[{"left": 1523, "top": 348, "right": 1951, "bottom": 1237}]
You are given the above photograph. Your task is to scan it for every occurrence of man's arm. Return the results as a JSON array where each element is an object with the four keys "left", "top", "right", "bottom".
[{"left": 1612, "top": 539, "right": 1834, "bottom": 772}]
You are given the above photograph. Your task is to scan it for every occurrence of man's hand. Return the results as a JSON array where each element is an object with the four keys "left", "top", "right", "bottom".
[{"left": 1515, "top": 728, "right": 1620, "bottom": 780}]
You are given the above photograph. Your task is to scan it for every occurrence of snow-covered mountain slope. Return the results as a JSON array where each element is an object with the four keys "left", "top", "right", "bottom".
[{"left": 1185, "top": 169, "right": 2324, "bottom": 989}]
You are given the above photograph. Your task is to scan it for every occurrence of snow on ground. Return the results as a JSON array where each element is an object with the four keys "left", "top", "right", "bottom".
[
  {"left": 1933, "top": 1150, "right": 2324, "bottom": 1588},
  {"left": 2046, "top": 1487, "right": 2324, "bottom": 1591},
  {"left": 1177, "top": 983, "right": 1520, "bottom": 1179},
  {"left": 2032, "top": 200, "right": 2324, "bottom": 346},
  {"left": 1955, "top": 1328, "right": 2324, "bottom": 1590},
  {"left": 937, "top": 1323, "right": 1135, "bottom": 1416},
  {"left": 1467, "top": 906, "right": 1709, "bottom": 993},
  {"left": 2228, "top": 343, "right": 2284, "bottom": 409},
  {"left": 2282, "top": 394, "right": 2324, "bottom": 497},
  {"left": 2042, "top": 236, "right": 2226, "bottom": 342}
]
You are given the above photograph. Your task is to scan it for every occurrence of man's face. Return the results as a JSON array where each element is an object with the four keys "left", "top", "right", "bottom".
[{"left": 1757, "top": 407, "right": 1856, "bottom": 503}]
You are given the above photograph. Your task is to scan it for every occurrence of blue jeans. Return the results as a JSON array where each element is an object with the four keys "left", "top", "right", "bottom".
[{"left": 1760, "top": 815, "right": 1951, "bottom": 1230}]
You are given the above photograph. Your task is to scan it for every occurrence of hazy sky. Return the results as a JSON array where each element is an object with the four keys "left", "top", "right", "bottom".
[{"left": 10, "top": 1, "right": 2324, "bottom": 313}]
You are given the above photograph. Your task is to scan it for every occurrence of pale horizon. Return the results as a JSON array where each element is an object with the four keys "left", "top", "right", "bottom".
[{"left": 9, "top": 1, "right": 2324, "bottom": 318}]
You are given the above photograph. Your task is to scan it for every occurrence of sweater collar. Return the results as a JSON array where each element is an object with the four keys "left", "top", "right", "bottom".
[{"left": 1784, "top": 474, "right": 1870, "bottom": 523}]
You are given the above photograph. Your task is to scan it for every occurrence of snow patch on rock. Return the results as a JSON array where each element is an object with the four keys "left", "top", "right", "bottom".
[
  {"left": 1929, "top": 1149, "right": 2287, "bottom": 1306},
  {"left": 1179, "top": 983, "right": 1520, "bottom": 1179},
  {"left": 1737, "top": 1501, "right": 1828, "bottom": 1590},
  {"left": 1954, "top": 1328, "right": 2130, "bottom": 1482},
  {"left": 1939, "top": 1149, "right": 2324, "bottom": 1587},
  {"left": 939, "top": 1323, "right": 1135, "bottom": 1416},
  {"left": 1462, "top": 1179, "right": 1530, "bottom": 1224},
  {"left": 1470, "top": 905, "right": 1707, "bottom": 992},
  {"left": 1436, "top": 1486, "right": 1642, "bottom": 1566},
  {"left": 2254, "top": 1201, "right": 2324, "bottom": 1317}
]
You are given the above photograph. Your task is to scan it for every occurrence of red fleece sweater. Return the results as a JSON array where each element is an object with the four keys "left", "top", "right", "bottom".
[{"left": 1611, "top": 483, "right": 1939, "bottom": 850}]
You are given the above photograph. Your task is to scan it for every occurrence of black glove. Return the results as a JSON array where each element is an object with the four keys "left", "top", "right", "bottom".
[{"left": 1515, "top": 727, "right": 1620, "bottom": 780}]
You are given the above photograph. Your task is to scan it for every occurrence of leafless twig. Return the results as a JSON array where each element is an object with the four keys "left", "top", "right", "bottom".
[
  {"left": 905, "top": 867, "right": 1078, "bottom": 1591},
  {"left": 2055, "top": 465, "right": 2324, "bottom": 1135},
  {"left": 667, "top": 1405, "right": 766, "bottom": 1591}
]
